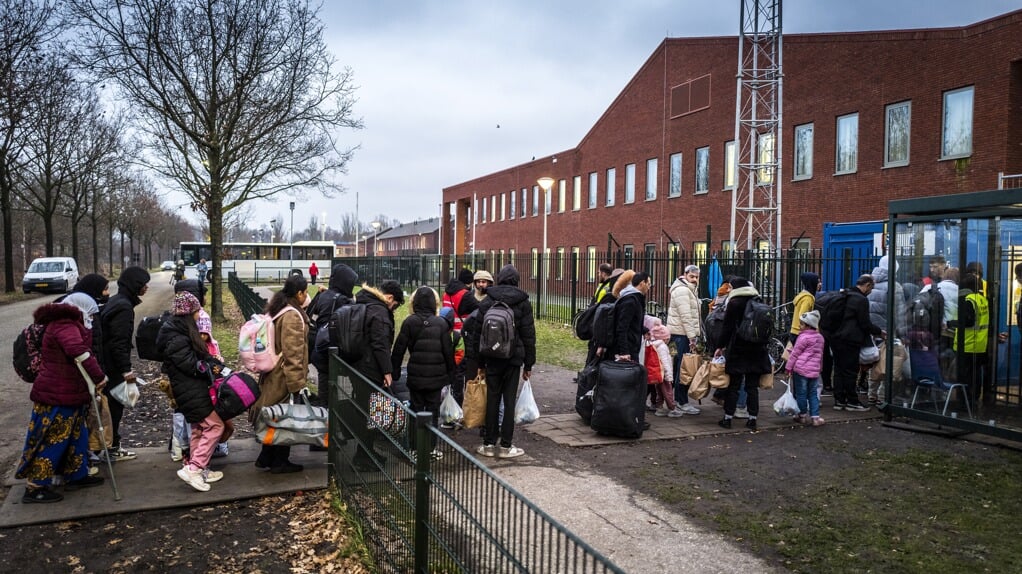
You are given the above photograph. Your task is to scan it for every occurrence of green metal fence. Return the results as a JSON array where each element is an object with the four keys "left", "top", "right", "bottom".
[
  {"left": 326, "top": 349, "right": 626, "bottom": 574},
  {"left": 227, "top": 271, "right": 267, "bottom": 318}
]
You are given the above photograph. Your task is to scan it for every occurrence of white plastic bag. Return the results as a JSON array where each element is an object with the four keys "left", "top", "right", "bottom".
[
  {"left": 110, "top": 381, "right": 141, "bottom": 408},
  {"left": 439, "top": 385, "right": 463, "bottom": 426},
  {"left": 514, "top": 378, "right": 540, "bottom": 424},
  {"left": 772, "top": 379, "right": 799, "bottom": 416}
]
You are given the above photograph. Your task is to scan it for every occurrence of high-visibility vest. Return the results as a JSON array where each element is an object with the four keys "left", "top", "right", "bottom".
[
  {"left": 954, "top": 292, "right": 989, "bottom": 353},
  {"left": 443, "top": 289, "right": 467, "bottom": 331}
]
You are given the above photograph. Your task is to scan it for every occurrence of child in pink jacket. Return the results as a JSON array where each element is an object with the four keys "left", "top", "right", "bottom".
[
  {"left": 645, "top": 316, "right": 683, "bottom": 417},
  {"left": 785, "top": 310, "right": 825, "bottom": 426}
]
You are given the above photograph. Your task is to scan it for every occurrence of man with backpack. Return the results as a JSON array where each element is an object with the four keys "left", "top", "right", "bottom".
[
  {"left": 464, "top": 264, "right": 536, "bottom": 459},
  {"left": 308, "top": 263, "right": 358, "bottom": 407},
  {"left": 830, "top": 275, "right": 883, "bottom": 412},
  {"left": 714, "top": 277, "right": 771, "bottom": 431}
]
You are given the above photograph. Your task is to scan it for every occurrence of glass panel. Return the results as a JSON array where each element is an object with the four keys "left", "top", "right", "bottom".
[
  {"left": 885, "top": 101, "right": 911, "bottom": 166},
  {"left": 532, "top": 186, "right": 539, "bottom": 217},
  {"left": 836, "top": 114, "right": 858, "bottom": 174},
  {"left": 669, "top": 153, "right": 682, "bottom": 197},
  {"left": 794, "top": 123, "right": 813, "bottom": 179},
  {"left": 757, "top": 132, "right": 775, "bottom": 185},
  {"left": 558, "top": 179, "right": 566, "bottom": 212},
  {"left": 942, "top": 86, "right": 973, "bottom": 158},
  {"left": 589, "top": 172, "right": 598, "bottom": 208},
  {"left": 724, "top": 142, "right": 735, "bottom": 189},
  {"left": 606, "top": 167, "right": 616, "bottom": 206},
  {"left": 510, "top": 189, "right": 516, "bottom": 219},
  {"left": 645, "top": 158, "right": 657, "bottom": 200},
  {"left": 624, "top": 164, "right": 635, "bottom": 203},
  {"left": 695, "top": 147, "right": 709, "bottom": 193}
]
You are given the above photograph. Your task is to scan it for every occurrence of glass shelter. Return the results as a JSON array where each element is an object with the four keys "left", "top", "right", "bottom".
[{"left": 884, "top": 189, "right": 1022, "bottom": 440}]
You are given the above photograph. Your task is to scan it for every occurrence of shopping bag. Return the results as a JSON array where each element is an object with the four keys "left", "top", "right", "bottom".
[
  {"left": 688, "top": 362, "right": 712, "bottom": 400},
  {"left": 255, "top": 394, "right": 329, "bottom": 447},
  {"left": 859, "top": 340, "right": 880, "bottom": 365},
  {"left": 708, "top": 357, "right": 729, "bottom": 389},
  {"left": 870, "top": 339, "right": 907, "bottom": 382},
  {"left": 679, "top": 353, "right": 703, "bottom": 386},
  {"left": 514, "top": 378, "right": 540, "bottom": 423},
  {"left": 772, "top": 379, "right": 799, "bottom": 415},
  {"left": 759, "top": 372, "right": 775, "bottom": 390},
  {"left": 110, "top": 380, "right": 141, "bottom": 408},
  {"left": 439, "top": 385, "right": 464, "bottom": 426},
  {"left": 781, "top": 341, "right": 793, "bottom": 362},
  {"left": 368, "top": 391, "right": 407, "bottom": 438},
  {"left": 462, "top": 374, "right": 487, "bottom": 429}
]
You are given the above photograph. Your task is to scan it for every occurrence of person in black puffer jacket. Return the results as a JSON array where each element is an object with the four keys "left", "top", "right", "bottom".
[
  {"left": 157, "top": 291, "right": 227, "bottom": 491},
  {"left": 308, "top": 263, "right": 359, "bottom": 405},
  {"left": 463, "top": 264, "right": 536, "bottom": 460},
  {"left": 392, "top": 286, "right": 455, "bottom": 451},
  {"left": 714, "top": 277, "right": 772, "bottom": 431}
]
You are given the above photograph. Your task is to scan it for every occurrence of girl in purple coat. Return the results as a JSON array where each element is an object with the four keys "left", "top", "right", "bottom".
[{"left": 786, "top": 310, "right": 826, "bottom": 426}]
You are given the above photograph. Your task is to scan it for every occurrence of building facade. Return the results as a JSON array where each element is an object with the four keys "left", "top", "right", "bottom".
[
  {"left": 374, "top": 218, "right": 441, "bottom": 257},
  {"left": 441, "top": 10, "right": 1022, "bottom": 260}
]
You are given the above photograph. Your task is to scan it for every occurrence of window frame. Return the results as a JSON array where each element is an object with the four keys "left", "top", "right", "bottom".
[
  {"left": 695, "top": 146, "right": 709, "bottom": 194},
  {"left": 835, "top": 112, "right": 859, "bottom": 175},
  {"left": 723, "top": 142, "right": 735, "bottom": 190},
  {"left": 757, "top": 132, "right": 775, "bottom": 185},
  {"left": 884, "top": 100, "right": 911, "bottom": 168},
  {"left": 606, "top": 167, "right": 616, "bottom": 206},
  {"left": 645, "top": 158, "right": 657, "bottom": 201},
  {"left": 793, "top": 123, "right": 814, "bottom": 181},
  {"left": 558, "top": 179, "right": 566, "bottom": 213},
  {"left": 669, "top": 153, "right": 682, "bottom": 197},
  {"left": 572, "top": 176, "right": 582, "bottom": 211},
  {"left": 588, "top": 172, "right": 598, "bottom": 209},
  {"left": 624, "top": 163, "right": 636, "bottom": 204},
  {"left": 941, "top": 86, "right": 974, "bottom": 160}
]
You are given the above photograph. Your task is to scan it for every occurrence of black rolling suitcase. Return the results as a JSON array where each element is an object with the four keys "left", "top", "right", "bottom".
[
  {"left": 590, "top": 360, "right": 647, "bottom": 439},
  {"left": 575, "top": 362, "right": 599, "bottom": 424}
]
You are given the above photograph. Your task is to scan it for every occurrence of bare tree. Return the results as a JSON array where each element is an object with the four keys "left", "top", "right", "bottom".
[
  {"left": 0, "top": 0, "right": 60, "bottom": 290},
  {"left": 69, "top": 0, "right": 362, "bottom": 317}
]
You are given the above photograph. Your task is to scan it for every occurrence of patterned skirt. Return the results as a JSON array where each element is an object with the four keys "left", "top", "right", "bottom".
[{"left": 15, "top": 403, "right": 90, "bottom": 486}]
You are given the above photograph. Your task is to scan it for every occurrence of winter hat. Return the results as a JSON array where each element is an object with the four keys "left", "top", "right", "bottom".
[
  {"left": 172, "top": 291, "right": 201, "bottom": 316},
  {"left": 644, "top": 315, "right": 670, "bottom": 341},
  {"left": 196, "top": 312, "right": 213, "bottom": 335},
  {"left": 473, "top": 270, "right": 494, "bottom": 284},
  {"left": 63, "top": 292, "right": 100, "bottom": 329},
  {"left": 117, "top": 266, "right": 151, "bottom": 297},
  {"left": 800, "top": 272, "right": 820, "bottom": 294},
  {"left": 458, "top": 268, "right": 475, "bottom": 285},
  {"left": 72, "top": 273, "right": 109, "bottom": 304},
  {"left": 439, "top": 306, "right": 454, "bottom": 322},
  {"left": 878, "top": 255, "right": 898, "bottom": 272},
  {"left": 729, "top": 277, "right": 751, "bottom": 289},
  {"left": 800, "top": 310, "right": 821, "bottom": 330},
  {"left": 496, "top": 264, "right": 520, "bottom": 286}
]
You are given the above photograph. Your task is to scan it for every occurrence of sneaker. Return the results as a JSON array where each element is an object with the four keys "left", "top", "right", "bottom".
[
  {"left": 811, "top": 416, "right": 826, "bottom": 426},
  {"left": 654, "top": 407, "right": 669, "bottom": 417},
  {"left": 718, "top": 418, "right": 732, "bottom": 429},
  {"left": 87, "top": 465, "right": 99, "bottom": 477},
  {"left": 439, "top": 422, "right": 455, "bottom": 429},
  {"left": 734, "top": 407, "right": 749, "bottom": 419},
  {"left": 833, "top": 402, "right": 847, "bottom": 411},
  {"left": 201, "top": 469, "right": 224, "bottom": 483},
  {"left": 177, "top": 466, "right": 211, "bottom": 492},
  {"left": 667, "top": 407, "right": 686, "bottom": 418},
  {"left": 845, "top": 403, "right": 870, "bottom": 412},
  {"left": 792, "top": 413, "right": 808, "bottom": 424},
  {"left": 65, "top": 475, "right": 105, "bottom": 491},
  {"left": 22, "top": 487, "right": 63, "bottom": 503},
  {"left": 646, "top": 404, "right": 658, "bottom": 412},
  {"left": 270, "top": 462, "right": 304, "bottom": 474},
  {"left": 212, "top": 443, "right": 229, "bottom": 458},
  {"left": 476, "top": 444, "right": 497, "bottom": 458},
  {"left": 820, "top": 387, "right": 834, "bottom": 397},
  {"left": 101, "top": 447, "right": 137, "bottom": 462},
  {"left": 867, "top": 396, "right": 878, "bottom": 405},
  {"left": 497, "top": 445, "right": 525, "bottom": 459},
  {"left": 746, "top": 418, "right": 758, "bottom": 431},
  {"left": 678, "top": 404, "right": 701, "bottom": 415}
]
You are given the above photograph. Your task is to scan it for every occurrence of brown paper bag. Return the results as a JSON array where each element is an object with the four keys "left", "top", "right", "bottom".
[
  {"left": 87, "top": 394, "right": 114, "bottom": 452},
  {"left": 679, "top": 353, "right": 703, "bottom": 386},
  {"left": 688, "top": 362, "right": 711, "bottom": 400},
  {"left": 781, "top": 341, "right": 793, "bottom": 362},
  {"left": 708, "top": 361, "right": 730, "bottom": 389},
  {"left": 462, "top": 375, "right": 488, "bottom": 429},
  {"left": 759, "top": 372, "right": 775, "bottom": 390}
]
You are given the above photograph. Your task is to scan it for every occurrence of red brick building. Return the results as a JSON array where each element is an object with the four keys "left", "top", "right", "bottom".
[{"left": 442, "top": 10, "right": 1022, "bottom": 261}]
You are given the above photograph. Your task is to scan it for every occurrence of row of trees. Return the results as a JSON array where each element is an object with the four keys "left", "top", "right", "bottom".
[{"left": 2, "top": 0, "right": 362, "bottom": 318}]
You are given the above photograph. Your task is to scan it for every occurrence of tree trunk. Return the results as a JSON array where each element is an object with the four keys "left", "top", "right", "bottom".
[
  {"left": 44, "top": 214, "right": 54, "bottom": 257},
  {"left": 209, "top": 197, "right": 224, "bottom": 320},
  {"left": 1, "top": 165, "right": 13, "bottom": 293}
]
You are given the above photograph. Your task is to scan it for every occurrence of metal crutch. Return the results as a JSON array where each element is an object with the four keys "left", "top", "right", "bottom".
[{"left": 74, "top": 352, "right": 122, "bottom": 501}]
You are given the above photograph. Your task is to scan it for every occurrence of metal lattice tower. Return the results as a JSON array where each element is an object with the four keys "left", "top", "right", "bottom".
[{"left": 730, "top": 0, "right": 783, "bottom": 252}]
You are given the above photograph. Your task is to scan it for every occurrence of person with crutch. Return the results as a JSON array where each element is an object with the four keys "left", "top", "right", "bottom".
[{"left": 16, "top": 301, "right": 109, "bottom": 503}]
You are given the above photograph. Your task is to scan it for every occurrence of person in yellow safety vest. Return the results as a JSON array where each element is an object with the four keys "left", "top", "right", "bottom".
[
  {"left": 952, "top": 272, "right": 993, "bottom": 405},
  {"left": 591, "top": 264, "right": 623, "bottom": 305}
]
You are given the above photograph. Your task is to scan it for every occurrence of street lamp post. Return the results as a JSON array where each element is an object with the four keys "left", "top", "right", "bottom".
[
  {"left": 289, "top": 201, "right": 295, "bottom": 271},
  {"left": 537, "top": 177, "right": 555, "bottom": 318},
  {"left": 270, "top": 219, "right": 276, "bottom": 243},
  {"left": 370, "top": 221, "right": 382, "bottom": 285}
]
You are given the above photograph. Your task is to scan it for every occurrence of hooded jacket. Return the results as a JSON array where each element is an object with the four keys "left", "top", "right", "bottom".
[
  {"left": 157, "top": 315, "right": 217, "bottom": 423},
  {"left": 464, "top": 265, "right": 536, "bottom": 370},
  {"left": 100, "top": 266, "right": 149, "bottom": 385},
  {"left": 443, "top": 277, "right": 478, "bottom": 331},
  {"left": 30, "top": 303, "right": 106, "bottom": 407},
  {"left": 834, "top": 285, "right": 881, "bottom": 347},
  {"left": 868, "top": 262, "right": 906, "bottom": 335},
  {"left": 351, "top": 285, "right": 397, "bottom": 384},
  {"left": 667, "top": 276, "right": 700, "bottom": 338},
  {"left": 309, "top": 263, "right": 358, "bottom": 330},
  {"left": 248, "top": 297, "right": 310, "bottom": 422},
  {"left": 719, "top": 285, "right": 772, "bottom": 375},
  {"left": 391, "top": 287, "right": 455, "bottom": 391},
  {"left": 790, "top": 272, "right": 819, "bottom": 336},
  {"left": 613, "top": 284, "right": 646, "bottom": 359}
]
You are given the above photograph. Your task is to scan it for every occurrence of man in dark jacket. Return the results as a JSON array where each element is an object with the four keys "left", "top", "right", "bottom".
[
  {"left": 611, "top": 271, "right": 649, "bottom": 361},
  {"left": 99, "top": 266, "right": 150, "bottom": 461},
  {"left": 464, "top": 264, "right": 536, "bottom": 459},
  {"left": 350, "top": 280, "right": 404, "bottom": 470},
  {"left": 308, "top": 264, "right": 359, "bottom": 405},
  {"left": 831, "top": 274, "right": 882, "bottom": 412},
  {"left": 715, "top": 277, "right": 771, "bottom": 431}
]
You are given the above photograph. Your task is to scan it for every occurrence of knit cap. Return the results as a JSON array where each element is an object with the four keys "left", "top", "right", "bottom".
[{"left": 172, "top": 291, "right": 201, "bottom": 316}]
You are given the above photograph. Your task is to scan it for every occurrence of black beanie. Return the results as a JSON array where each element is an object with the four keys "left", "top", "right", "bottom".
[
  {"left": 458, "top": 268, "right": 474, "bottom": 285},
  {"left": 117, "top": 266, "right": 151, "bottom": 298},
  {"left": 73, "top": 273, "right": 110, "bottom": 303},
  {"left": 729, "top": 277, "right": 751, "bottom": 289},
  {"left": 800, "top": 272, "right": 820, "bottom": 294}
]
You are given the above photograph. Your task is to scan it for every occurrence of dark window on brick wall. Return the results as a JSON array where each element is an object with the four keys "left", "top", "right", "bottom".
[{"left": 671, "top": 74, "right": 711, "bottom": 119}]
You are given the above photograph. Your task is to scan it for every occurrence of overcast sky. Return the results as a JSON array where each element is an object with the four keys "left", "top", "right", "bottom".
[{"left": 239, "top": 0, "right": 1022, "bottom": 235}]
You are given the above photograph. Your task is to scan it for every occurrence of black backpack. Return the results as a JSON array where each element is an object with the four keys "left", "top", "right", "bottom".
[
  {"left": 737, "top": 297, "right": 774, "bottom": 344},
  {"left": 907, "top": 287, "right": 944, "bottom": 334},
  {"left": 589, "top": 302, "right": 617, "bottom": 351},
  {"left": 136, "top": 311, "right": 171, "bottom": 361},
  {"left": 479, "top": 301, "right": 516, "bottom": 359},
  {"left": 704, "top": 302, "right": 727, "bottom": 350},
  {"left": 814, "top": 289, "right": 848, "bottom": 335},
  {"left": 329, "top": 303, "right": 367, "bottom": 362},
  {"left": 573, "top": 303, "right": 599, "bottom": 340},
  {"left": 13, "top": 323, "right": 47, "bottom": 383}
]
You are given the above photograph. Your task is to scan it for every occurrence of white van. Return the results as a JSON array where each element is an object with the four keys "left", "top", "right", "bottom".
[{"left": 22, "top": 257, "right": 79, "bottom": 294}]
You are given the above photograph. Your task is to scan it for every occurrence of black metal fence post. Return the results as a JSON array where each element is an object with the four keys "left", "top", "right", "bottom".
[{"left": 413, "top": 411, "right": 433, "bottom": 573}]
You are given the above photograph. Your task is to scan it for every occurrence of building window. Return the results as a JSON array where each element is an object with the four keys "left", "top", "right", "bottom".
[
  {"left": 942, "top": 86, "right": 973, "bottom": 159},
  {"left": 695, "top": 147, "right": 709, "bottom": 194},
  {"left": 573, "top": 176, "right": 581, "bottom": 211},
  {"left": 724, "top": 142, "right": 735, "bottom": 189},
  {"left": 757, "top": 132, "right": 775, "bottom": 185},
  {"left": 544, "top": 185, "right": 551, "bottom": 215},
  {"left": 556, "top": 247, "right": 565, "bottom": 280},
  {"left": 510, "top": 189, "right": 516, "bottom": 219},
  {"left": 500, "top": 193, "right": 506, "bottom": 221},
  {"left": 624, "top": 163, "right": 636, "bottom": 203},
  {"left": 586, "top": 246, "right": 597, "bottom": 282},
  {"left": 623, "top": 244, "right": 634, "bottom": 268},
  {"left": 531, "top": 247, "right": 538, "bottom": 279},
  {"left": 558, "top": 179, "right": 566, "bottom": 213},
  {"left": 692, "top": 241, "right": 707, "bottom": 264},
  {"left": 588, "top": 172, "right": 598, "bottom": 209},
  {"left": 532, "top": 185, "right": 539, "bottom": 217},
  {"left": 793, "top": 123, "right": 813, "bottom": 180},
  {"left": 481, "top": 197, "right": 487, "bottom": 223},
  {"left": 645, "top": 158, "right": 657, "bottom": 200},
  {"left": 669, "top": 153, "right": 682, "bottom": 197},
  {"left": 606, "top": 167, "right": 616, "bottom": 206},
  {"left": 491, "top": 194, "right": 497, "bottom": 221},
  {"left": 521, "top": 188, "right": 527, "bottom": 218},
  {"left": 572, "top": 246, "right": 581, "bottom": 279},
  {"left": 884, "top": 101, "right": 911, "bottom": 168},
  {"left": 835, "top": 113, "right": 858, "bottom": 175}
]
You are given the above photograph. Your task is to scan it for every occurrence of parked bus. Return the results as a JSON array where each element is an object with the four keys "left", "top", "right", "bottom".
[{"left": 178, "top": 240, "right": 335, "bottom": 282}]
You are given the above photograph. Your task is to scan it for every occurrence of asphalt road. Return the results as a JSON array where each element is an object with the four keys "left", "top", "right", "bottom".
[{"left": 0, "top": 270, "right": 177, "bottom": 483}]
